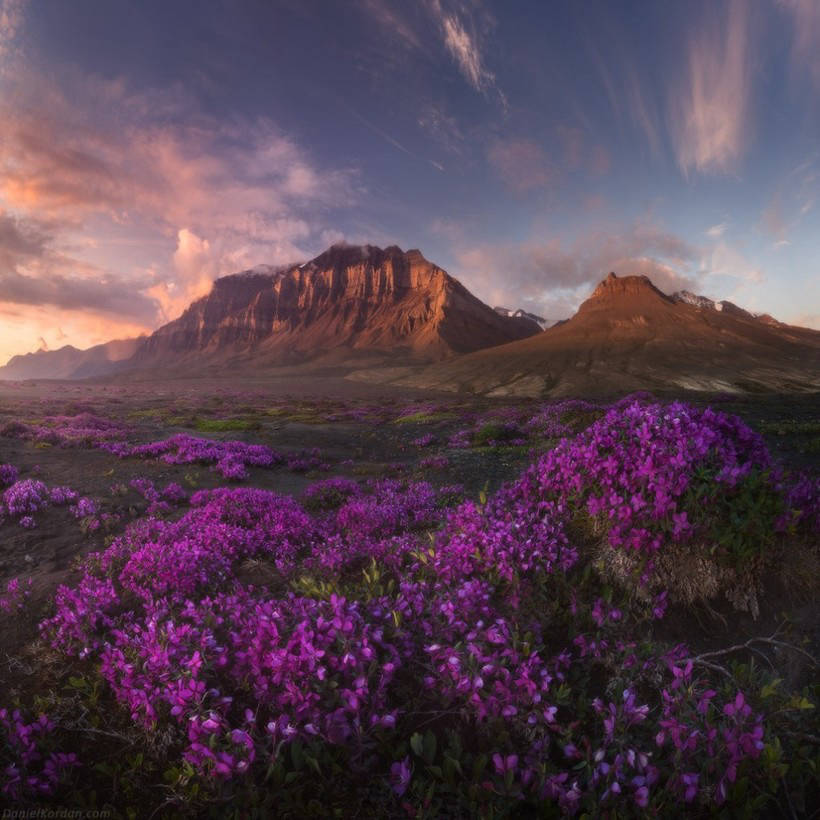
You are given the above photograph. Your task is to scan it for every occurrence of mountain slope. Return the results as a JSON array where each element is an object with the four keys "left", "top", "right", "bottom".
[
  {"left": 394, "top": 272, "right": 820, "bottom": 396},
  {"left": 131, "top": 244, "right": 541, "bottom": 370},
  {"left": 0, "top": 338, "right": 142, "bottom": 381}
]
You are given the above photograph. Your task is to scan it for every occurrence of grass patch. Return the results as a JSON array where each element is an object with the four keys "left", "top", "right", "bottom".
[
  {"left": 193, "top": 417, "right": 261, "bottom": 433},
  {"left": 393, "top": 412, "right": 458, "bottom": 425},
  {"left": 126, "top": 408, "right": 167, "bottom": 421},
  {"left": 758, "top": 419, "right": 820, "bottom": 435}
]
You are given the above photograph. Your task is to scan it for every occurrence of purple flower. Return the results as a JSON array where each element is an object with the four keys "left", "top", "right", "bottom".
[{"left": 390, "top": 756, "right": 412, "bottom": 795}]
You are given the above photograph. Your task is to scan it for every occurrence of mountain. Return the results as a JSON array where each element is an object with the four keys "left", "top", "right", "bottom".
[
  {"left": 130, "top": 244, "right": 541, "bottom": 371},
  {"left": 392, "top": 272, "right": 820, "bottom": 396},
  {"left": 0, "top": 338, "right": 142, "bottom": 381},
  {"left": 494, "top": 307, "right": 559, "bottom": 330}
]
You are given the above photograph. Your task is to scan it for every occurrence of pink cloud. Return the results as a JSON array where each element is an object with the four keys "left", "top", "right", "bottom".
[
  {"left": 0, "top": 68, "right": 355, "bottom": 359},
  {"left": 487, "top": 139, "right": 552, "bottom": 193},
  {"left": 670, "top": 0, "right": 752, "bottom": 175}
]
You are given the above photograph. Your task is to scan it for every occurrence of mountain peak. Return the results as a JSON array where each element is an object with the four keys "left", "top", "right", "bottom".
[{"left": 581, "top": 272, "right": 671, "bottom": 312}]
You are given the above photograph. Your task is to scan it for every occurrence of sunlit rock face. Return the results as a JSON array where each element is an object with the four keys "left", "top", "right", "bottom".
[{"left": 134, "top": 244, "right": 541, "bottom": 364}]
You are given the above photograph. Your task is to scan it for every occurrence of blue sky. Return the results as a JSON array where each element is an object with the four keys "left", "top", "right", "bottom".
[{"left": 0, "top": 0, "right": 817, "bottom": 361}]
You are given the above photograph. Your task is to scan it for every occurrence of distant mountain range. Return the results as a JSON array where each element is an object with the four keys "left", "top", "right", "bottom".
[
  {"left": 1, "top": 248, "right": 818, "bottom": 395},
  {"left": 389, "top": 272, "right": 820, "bottom": 396},
  {"left": 0, "top": 337, "right": 142, "bottom": 381}
]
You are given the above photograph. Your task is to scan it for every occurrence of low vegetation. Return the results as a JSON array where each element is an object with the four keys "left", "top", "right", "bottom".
[{"left": 0, "top": 392, "right": 817, "bottom": 817}]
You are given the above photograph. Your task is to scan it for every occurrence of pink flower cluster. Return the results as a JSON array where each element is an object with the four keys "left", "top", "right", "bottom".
[
  {"left": 0, "top": 708, "right": 79, "bottom": 800},
  {"left": 0, "top": 577, "right": 32, "bottom": 615},
  {"left": 0, "top": 463, "right": 19, "bottom": 486},
  {"left": 20, "top": 399, "right": 817, "bottom": 812},
  {"left": 105, "top": 434, "right": 283, "bottom": 480}
]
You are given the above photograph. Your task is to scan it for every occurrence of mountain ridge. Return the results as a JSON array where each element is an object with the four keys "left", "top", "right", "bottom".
[
  {"left": 2, "top": 259, "right": 818, "bottom": 394},
  {"left": 386, "top": 272, "right": 820, "bottom": 396}
]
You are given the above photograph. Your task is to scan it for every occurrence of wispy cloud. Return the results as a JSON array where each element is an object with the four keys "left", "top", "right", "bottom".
[
  {"left": 427, "top": 0, "right": 503, "bottom": 103},
  {"left": 706, "top": 222, "right": 727, "bottom": 238},
  {"left": 359, "top": 0, "right": 421, "bottom": 50},
  {"left": 487, "top": 139, "right": 551, "bottom": 193},
  {"left": 670, "top": 0, "right": 752, "bottom": 175},
  {"left": 626, "top": 65, "right": 663, "bottom": 161},
  {"left": 417, "top": 103, "right": 464, "bottom": 156},
  {"left": 440, "top": 14, "right": 491, "bottom": 92},
  {"left": 778, "top": 0, "right": 820, "bottom": 89}
]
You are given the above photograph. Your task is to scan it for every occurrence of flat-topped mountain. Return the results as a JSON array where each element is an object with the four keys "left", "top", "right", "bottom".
[
  {"left": 131, "top": 244, "right": 541, "bottom": 370},
  {"left": 392, "top": 272, "right": 820, "bottom": 396}
]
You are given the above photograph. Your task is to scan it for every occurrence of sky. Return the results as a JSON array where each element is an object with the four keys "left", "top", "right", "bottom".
[{"left": 0, "top": 0, "right": 818, "bottom": 363}]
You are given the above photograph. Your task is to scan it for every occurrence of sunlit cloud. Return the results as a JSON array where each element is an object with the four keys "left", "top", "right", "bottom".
[
  {"left": 451, "top": 220, "right": 704, "bottom": 320},
  {"left": 427, "top": 0, "right": 503, "bottom": 104},
  {"left": 670, "top": 0, "right": 752, "bottom": 175},
  {"left": 0, "top": 303, "right": 150, "bottom": 365},
  {"left": 441, "top": 15, "right": 490, "bottom": 92},
  {"left": 0, "top": 0, "right": 25, "bottom": 63},
  {"left": 0, "top": 67, "right": 356, "bottom": 357},
  {"left": 706, "top": 223, "right": 727, "bottom": 238}
]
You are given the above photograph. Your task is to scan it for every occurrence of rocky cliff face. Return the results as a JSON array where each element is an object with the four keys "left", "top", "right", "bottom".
[{"left": 134, "top": 244, "right": 540, "bottom": 365}]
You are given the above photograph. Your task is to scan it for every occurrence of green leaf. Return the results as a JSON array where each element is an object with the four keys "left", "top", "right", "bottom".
[
  {"left": 423, "top": 729, "right": 437, "bottom": 764},
  {"left": 291, "top": 740, "right": 304, "bottom": 770},
  {"left": 760, "top": 678, "right": 782, "bottom": 699},
  {"left": 410, "top": 732, "right": 424, "bottom": 758}
]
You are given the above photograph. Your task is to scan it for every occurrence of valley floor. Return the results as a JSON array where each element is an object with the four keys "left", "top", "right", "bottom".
[{"left": 0, "top": 379, "right": 817, "bottom": 816}]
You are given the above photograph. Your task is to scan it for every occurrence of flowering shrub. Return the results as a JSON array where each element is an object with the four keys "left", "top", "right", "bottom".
[
  {"left": 301, "top": 477, "right": 361, "bottom": 512},
  {"left": 105, "top": 434, "right": 283, "bottom": 479},
  {"left": 4, "top": 479, "right": 49, "bottom": 517},
  {"left": 504, "top": 399, "right": 820, "bottom": 612},
  {"left": 419, "top": 454, "right": 449, "bottom": 470},
  {"left": 0, "top": 463, "right": 19, "bottom": 486},
  {"left": 0, "top": 709, "right": 79, "bottom": 800},
  {"left": 49, "top": 486, "right": 79, "bottom": 506},
  {"left": 0, "top": 577, "right": 32, "bottom": 614},
  {"left": 3, "top": 398, "right": 816, "bottom": 814},
  {"left": 286, "top": 447, "right": 329, "bottom": 473}
]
